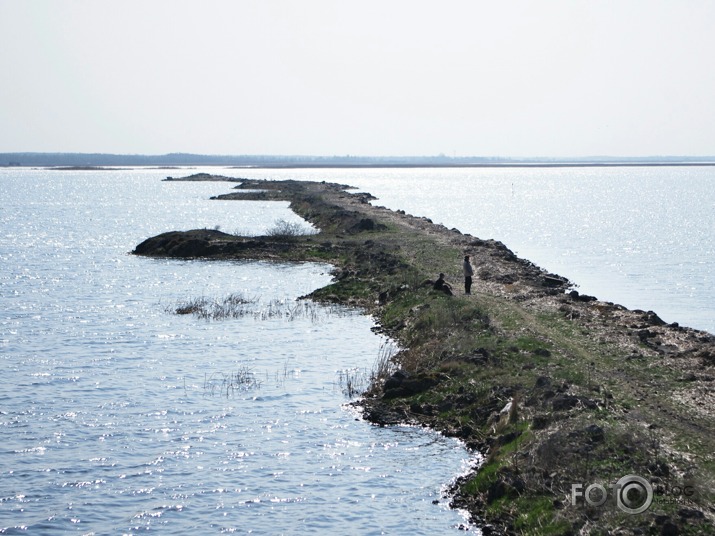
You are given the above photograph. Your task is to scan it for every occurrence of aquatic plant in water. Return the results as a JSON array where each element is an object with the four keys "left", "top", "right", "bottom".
[
  {"left": 203, "top": 367, "right": 262, "bottom": 397},
  {"left": 171, "top": 294, "right": 352, "bottom": 324},
  {"left": 172, "top": 293, "right": 256, "bottom": 320},
  {"left": 335, "top": 343, "right": 398, "bottom": 399}
]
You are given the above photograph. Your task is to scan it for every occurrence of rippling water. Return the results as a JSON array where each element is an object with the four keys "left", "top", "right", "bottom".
[
  {"left": 4, "top": 164, "right": 711, "bottom": 532},
  {"left": 239, "top": 166, "right": 715, "bottom": 334},
  {"left": 0, "top": 169, "right": 473, "bottom": 534}
]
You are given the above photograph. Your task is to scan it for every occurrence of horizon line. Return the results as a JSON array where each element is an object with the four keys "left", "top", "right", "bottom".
[{"left": 3, "top": 151, "right": 715, "bottom": 160}]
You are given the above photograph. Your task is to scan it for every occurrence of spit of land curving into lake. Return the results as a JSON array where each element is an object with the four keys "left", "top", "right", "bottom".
[{"left": 134, "top": 174, "right": 715, "bottom": 535}]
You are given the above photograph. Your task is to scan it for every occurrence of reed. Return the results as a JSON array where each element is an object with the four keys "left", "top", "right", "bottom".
[
  {"left": 204, "top": 366, "right": 262, "bottom": 397},
  {"left": 335, "top": 367, "right": 370, "bottom": 398},
  {"left": 172, "top": 295, "right": 352, "bottom": 324},
  {"left": 369, "top": 341, "right": 398, "bottom": 385},
  {"left": 273, "top": 360, "right": 297, "bottom": 387},
  {"left": 172, "top": 293, "right": 256, "bottom": 320}
]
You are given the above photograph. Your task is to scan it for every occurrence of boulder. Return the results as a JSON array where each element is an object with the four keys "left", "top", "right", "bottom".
[
  {"left": 382, "top": 371, "right": 442, "bottom": 399},
  {"left": 551, "top": 394, "right": 579, "bottom": 411}
]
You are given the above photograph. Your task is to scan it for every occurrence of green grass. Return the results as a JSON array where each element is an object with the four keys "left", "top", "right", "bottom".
[
  {"left": 512, "top": 496, "right": 572, "bottom": 535},
  {"left": 462, "top": 459, "right": 502, "bottom": 496}
]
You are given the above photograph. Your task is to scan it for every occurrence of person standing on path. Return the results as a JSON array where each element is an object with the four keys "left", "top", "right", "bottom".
[{"left": 463, "top": 255, "right": 474, "bottom": 295}]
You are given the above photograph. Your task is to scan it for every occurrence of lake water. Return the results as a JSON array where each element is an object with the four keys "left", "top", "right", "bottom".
[
  {"left": 240, "top": 166, "right": 714, "bottom": 334},
  {"left": 2, "top": 164, "right": 712, "bottom": 534},
  {"left": 0, "top": 169, "right": 474, "bottom": 534}
]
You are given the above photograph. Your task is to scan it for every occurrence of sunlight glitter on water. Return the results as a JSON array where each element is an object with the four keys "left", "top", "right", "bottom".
[
  {"left": 237, "top": 166, "right": 715, "bottom": 334},
  {"left": 0, "top": 168, "right": 475, "bottom": 534}
]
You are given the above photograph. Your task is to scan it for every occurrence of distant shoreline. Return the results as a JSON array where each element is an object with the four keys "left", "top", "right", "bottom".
[
  {"left": 226, "top": 161, "right": 715, "bottom": 169},
  {"left": 4, "top": 161, "right": 715, "bottom": 171},
  {"left": 3, "top": 152, "right": 715, "bottom": 169}
]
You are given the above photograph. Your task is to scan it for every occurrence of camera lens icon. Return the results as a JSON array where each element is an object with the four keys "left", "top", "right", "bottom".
[{"left": 616, "top": 475, "right": 653, "bottom": 514}]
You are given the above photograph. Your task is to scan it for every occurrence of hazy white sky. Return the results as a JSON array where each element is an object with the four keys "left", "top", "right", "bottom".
[{"left": 1, "top": 0, "right": 714, "bottom": 157}]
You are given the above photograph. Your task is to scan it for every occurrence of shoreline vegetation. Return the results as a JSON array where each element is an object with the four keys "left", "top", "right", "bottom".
[{"left": 133, "top": 174, "right": 714, "bottom": 535}]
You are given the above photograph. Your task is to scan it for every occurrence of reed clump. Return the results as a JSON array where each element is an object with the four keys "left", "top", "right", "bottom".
[
  {"left": 335, "top": 367, "right": 369, "bottom": 398},
  {"left": 335, "top": 343, "right": 397, "bottom": 398},
  {"left": 173, "top": 293, "right": 256, "bottom": 320},
  {"left": 172, "top": 295, "right": 353, "bottom": 324},
  {"left": 204, "top": 367, "right": 262, "bottom": 397}
]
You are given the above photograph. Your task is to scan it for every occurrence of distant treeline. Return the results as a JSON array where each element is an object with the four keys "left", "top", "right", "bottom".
[{"left": 3, "top": 152, "right": 715, "bottom": 168}]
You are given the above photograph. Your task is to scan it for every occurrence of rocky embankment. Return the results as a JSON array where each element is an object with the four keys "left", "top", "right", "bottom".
[{"left": 134, "top": 174, "right": 715, "bottom": 535}]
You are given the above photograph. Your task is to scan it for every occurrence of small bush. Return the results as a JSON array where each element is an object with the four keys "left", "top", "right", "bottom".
[{"left": 265, "top": 218, "right": 315, "bottom": 237}]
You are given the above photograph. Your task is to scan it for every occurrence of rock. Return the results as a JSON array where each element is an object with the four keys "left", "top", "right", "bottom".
[
  {"left": 457, "top": 425, "right": 474, "bottom": 439},
  {"left": 361, "top": 401, "right": 409, "bottom": 426},
  {"left": 401, "top": 376, "right": 440, "bottom": 395},
  {"left": 378, "top": 290, "right": 390, "bottom": 305},
  {"left": 496, "top": 431, "right": 519, "bottom": 446},
  {"left": 350, "top": 217, "right": 387, "bottom": 233},
  {"left": 383, "top": 370, "right": 410, "bottom": 390},
  {"left": 678, "top": 507, "right": 704, "bottom": 520},
  {"left": 649, "top": 461, "right": 669, "bottom": 477},
  {"left": 660, "top": 520, "right": 679, "bottom": 536},
  {"left": 637, "top": 329, "right": 657, "bottom": 342},
  {"left": 466, "top": 348, "right": 490, "bottom": 365},
  {"left": 584, "top": 424, "right": 605, "bottom": 443},
  {"left": 133, "top": 229, "right": 225, "bottom": 257},
  {"left": 644, "top": 310, "right": 667, "bottom": 326},
  {"left": 455, "top": 392, "right": 478, "bottom": 406},
  {"left": 487, "top": 479, "right": 507, "bottom": 504},
  {"left": 541, "top": 389, "right": 556, "bottom": 401},
  {"left": 695, "top": 349, "right": 715, "bottom": 366},
  {"left": 437, "top": 399, "right": 454, "bottom": 412},
  {"left": 580, "top": 396, "right": 598, "bottom": 409},
  {"left": 542, "top": 274, "right": 568, "bottom": 287},
  {"left": 532, "top": 414, "right": 551, "bottom": 429},
  {"left": 534, "top": 376, "right": 551, "bottom": 388},
  {"left": 559, "top": 305, "right": 581, "bottom": 319},
  {"left": 552, "top": 394, "right": 579, "bottom": 411},
  {"left": 568, "top": 290, "right": 597, "bottom": 302},
  {"left": 353, "top": 192, "right": 377, "bottom": 203},
  {"left": 410, "top": 402, "right": 424, "bottom": 414},
  {"left": 495, "top": 273, "right": 518, "bottom": 284},
  {"left": 382, "top": 371, "right": 441, "bottom": 399}
]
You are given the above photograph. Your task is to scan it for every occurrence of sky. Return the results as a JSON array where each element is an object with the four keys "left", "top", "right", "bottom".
[{"left": 1, "top": 0, "right": 714, "bottom": 157}]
